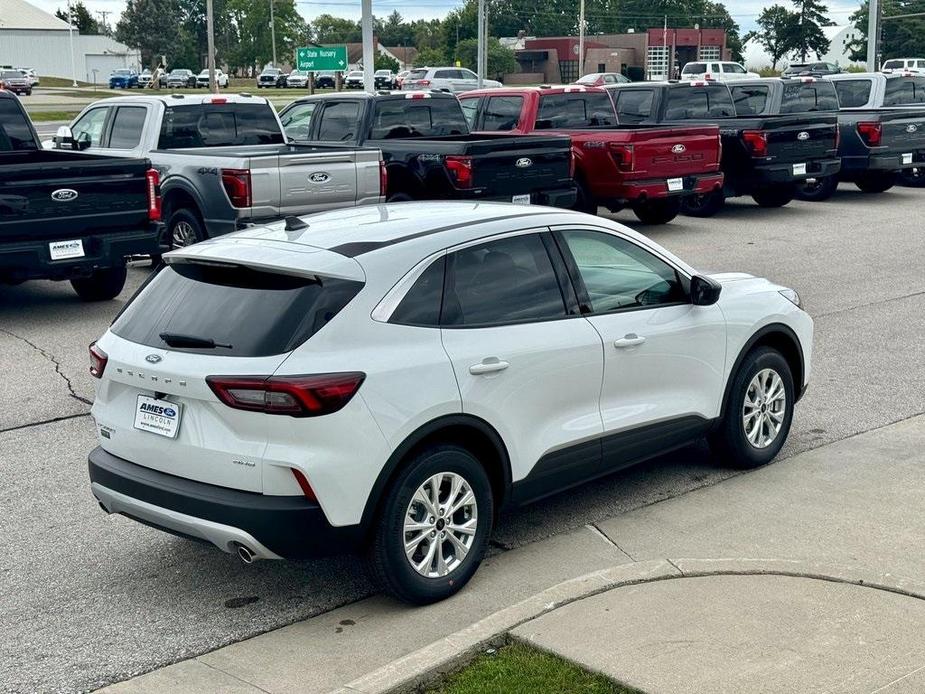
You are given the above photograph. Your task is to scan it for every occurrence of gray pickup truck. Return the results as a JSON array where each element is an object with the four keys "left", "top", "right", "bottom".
[{"left": 50, "top": 94, "right": 383, "bottom": 249}]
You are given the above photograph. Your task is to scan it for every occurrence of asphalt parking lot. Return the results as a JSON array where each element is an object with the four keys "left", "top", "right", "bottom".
[{"left": 3, "top": 186, "right": 924, "bottom": 693}]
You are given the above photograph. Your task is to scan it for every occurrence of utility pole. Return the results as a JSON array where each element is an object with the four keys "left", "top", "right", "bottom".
[
  {"left": 96, "top": 10, "right": 110, "bottom": 32},
  {"left": 361, "top": 0, "right": 374, "bottom": 92},
  {"left": 477, "top": 0, "right": 486, "bottom": 87},
  {"left": 206, "top": 0, "right": 217, "bottom": 92},
  {"left": 67, "top": 0, "right": 78, "bottom": 86},
  {"left": 269, "top": 0, "right": 277, "bottom": 67},
  {"left": 578, "top": 0, "right": 586, "bottom": 78},
  {"left": 867, "top": 0, "right": 879, "bottom": 71}
]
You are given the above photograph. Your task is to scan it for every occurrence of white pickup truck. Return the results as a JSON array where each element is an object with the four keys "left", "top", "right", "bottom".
[{"left": 50, "top": 94, "right": 384, "bottom": 248}]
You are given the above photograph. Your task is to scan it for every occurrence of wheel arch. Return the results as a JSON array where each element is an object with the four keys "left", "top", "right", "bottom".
[
  {"left": 359, "top": 414, "right": 512, "bottom": 537},
  {"left": 719, "top": 323, "right": 806, "bottom": 422}
]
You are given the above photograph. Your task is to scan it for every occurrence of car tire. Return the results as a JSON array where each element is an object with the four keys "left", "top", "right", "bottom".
[
  {"left": 899, "top": 167, "right": 925, "bottom": 187},
  {"left": 751, "top": 184, "right": 795, "bottom": 208},
  {"left": 795, "top": 175, "right": 838, "bottom": 202},
  {"left": 681, "top": 190, "right": 725, "bottom": 217},
  {"left": 167, "top": 208, "right": 206, "bottom": 249},
  {"left": 70, "top": 267, "right": 127, "bottom": 302},
  {"left": 855, "top": 172, "right": 895, "bottom": 193},
  {"left": 573, "top": 179, "right": 597, "bottom": 215},
  {"left": 366, "top": 444, "right": 493, "bottom": 605},
  {"left": 709, "top": 346, "right": 795, "bottom": 470},
  {"left": 632, "top": 196, "right": 681, "bottom": 225}
]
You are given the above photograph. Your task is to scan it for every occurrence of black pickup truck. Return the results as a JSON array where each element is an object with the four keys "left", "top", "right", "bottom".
[
  {"left": 606, "top": 80, "right": 840, "bottom": 216},
  {"left": 0, "top": 91, "right": 162, "bottom": 300},
  {"left": 828, "top": 72, "right": 925, "bottom": 192},
  {"left": 278, "top": 91, "right": 577, "bottom": 208}
]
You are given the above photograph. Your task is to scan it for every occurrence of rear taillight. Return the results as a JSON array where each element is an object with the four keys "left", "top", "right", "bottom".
[
  {"left": 290, "top": 468, "right": 318, "bottom": 502},
  {"left": 379, "top": 160, "right": 388, "bottom": 197},
  {"left": 857, "top": 121, "right": 882, "bottom": 147},
  {"left": 742, "top": 130, "right": 769, "bottom": 157},
  {"left": 418, "top": 79, "right": 431, "bottom": 87},
  {"left": 208, "top": 97, "right": 227, "bottom": 104},
  {"left": 206, "top": 373, "right": 366, "bottom": 417},
  {"left": 145, "top": 168, "right": 161, "bottom": 221},
  {"left": 445, "top": 155, "right": 474, "bottom": 188},
  {"left": 220, "top": 168, "right": 252, "bottom": 208},
  {"left": 89, "top": 343, "right": 107, "bottom": 379},
  {"left": 608, "top": 142, "right": 635, "bottom": 172}
]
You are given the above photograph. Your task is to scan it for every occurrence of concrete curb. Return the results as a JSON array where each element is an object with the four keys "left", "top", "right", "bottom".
[{"left": 334, "top": 558, "right": 925, "bottom": 694}]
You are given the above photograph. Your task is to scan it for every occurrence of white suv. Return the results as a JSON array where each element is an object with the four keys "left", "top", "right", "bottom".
[
  {"left": 881, "top": 58, "right": 925, "bottom": 74},
  {"left": 87, "top": 202, "right": 812, "bottom": 604},
  {"left": 681, "top": 61, "right": 760, "bottom": 82},
  {"left": 401, "top": 66, "right": 501, "bottom": 92}
]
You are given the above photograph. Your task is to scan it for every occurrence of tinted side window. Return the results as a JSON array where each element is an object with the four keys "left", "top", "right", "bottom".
[
  {"left": 71, "top": 107, "right": 109, "bottom": 147},
  {"left": 390, "top": 256, "right": 446, "bottom": 327},
  {"left": 834, "top": 79, "right": 872, "bottom": 107},
  {"left": 664, "top": 85, "right": 735, "bottom": 119},
  {"left": 316, "top": 101, "right": 361, "bottom": 141},
  {"left": 108, "top": 106, "right": 146, "bottom": 148},
  {"left": 884, "top": 77, "right": 925, "bottom": 105},
  {"left": 560, "top": 230, "right": 686, "bottom": 313},
  {"left": 682, "top": 63, "right": 707, "bottom": 75},
  {"left": 537, "top": 93, "right": 616, "bottom": 128},
  {"left": 0, "top": 99, "right": 37, "bottom": 151},
  {"left": 442, "top": 234, "right": 566, "bottom": 327},
  {"left": 434, "top": 69, "right": 454, "bottom": 79},
  {"left": 730, "top": 86, "right": 769, "bottom": 115},
  {"left": 158, "top": 104, "right": 284, "bottom": 148},
  {"left": 370, "top": 98, "right": 468, "bottom": 138},
  {"left": 615, "top": 89, "right": 654, "bottom": 123},
  {"left": 482, "top": 96, "right": 523, "bottom": 130},
  {"left": 459, "top": 98, "right": 478, "bottom": 129},
  {"left": 280, "top": 102, "right": 316, "bottom": 140},
  {"left": 780, "top": 82, "right": 839, "bottom": 113}
]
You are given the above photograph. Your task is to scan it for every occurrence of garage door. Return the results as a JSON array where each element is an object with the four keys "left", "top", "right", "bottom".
[{"left": 84, "top": 54, "right": 127, "bottom": 84}]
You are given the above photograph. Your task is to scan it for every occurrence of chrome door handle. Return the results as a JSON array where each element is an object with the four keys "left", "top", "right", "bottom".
[
  {"left": 469, "top": 358, "right": 510, "bottom": 375},
  {"left": 613, "top": 333, "right": 646, "bottom": 348}
]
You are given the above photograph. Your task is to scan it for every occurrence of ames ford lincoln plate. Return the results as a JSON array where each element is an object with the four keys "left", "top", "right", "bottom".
[{"left": 87, "top": 202, "right": 812, "bottom": 604}]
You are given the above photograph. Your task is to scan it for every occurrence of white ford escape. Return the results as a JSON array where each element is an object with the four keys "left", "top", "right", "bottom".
[{"left": 88, "top": 202, "right": 812, "bottom": 604}]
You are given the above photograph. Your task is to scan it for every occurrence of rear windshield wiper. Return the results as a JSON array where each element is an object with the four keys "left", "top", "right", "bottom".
[{"left": 159, "top": 332, "right": 232, "bottom": 349}]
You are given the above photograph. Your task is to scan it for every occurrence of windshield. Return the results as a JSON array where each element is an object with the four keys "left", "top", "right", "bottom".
[
  {"left": 158, "top": 103, "right": 284, "bottom": 148},
  {"left": 113, "top": 69, "right": 132, "bottom": 76},
  {"left": 170, "top": 70, "right": 190, "bottom": 76},
  {"left": 0, "top": 98, "right": 37, "bottom": 151},
  {"left": 780, "top": 80, "right": 839, "bottom": 113},
  {"left": 1, "top": 71, "right": 22, "bottom": 79},
  {"left": 370, "top": 97, "right": 469, "bottom": 138},
  {"left": 576, "top": 74, "right": 602, "bottom": 84},
  {"left": 537, "top": 92, "right": 617, "bottom": 128},
  {"left": 261, "top": 69, "right": 280, "bottom": 75},
  {"left": 665, "top": 84, "right": 736, "bottom": 119},
  {"left": 375, "top": 70, "right": 390, "bottom": 75},
  {"left": 882, "top": 60, "right": 904, "bottom": 70}
]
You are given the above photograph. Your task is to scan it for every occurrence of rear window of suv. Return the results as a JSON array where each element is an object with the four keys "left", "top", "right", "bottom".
[
  {"left": 112, "top": 263, "right": 362, "bottom": 357},
  {"left": 158, "top": 103, "right": 284, "bottom": 148}
]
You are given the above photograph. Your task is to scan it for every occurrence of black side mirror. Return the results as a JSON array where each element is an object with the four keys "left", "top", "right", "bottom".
[
  {"left": 76, "top": 132, "right": 92, "bottom": 151},
  {"left": 690, "top": 275, "right": 722, "bottom": 306}
]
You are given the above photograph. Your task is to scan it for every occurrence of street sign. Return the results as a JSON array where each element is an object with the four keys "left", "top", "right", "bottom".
[{"left": 296, "top": 46, "right": 348, "bottom": 72}]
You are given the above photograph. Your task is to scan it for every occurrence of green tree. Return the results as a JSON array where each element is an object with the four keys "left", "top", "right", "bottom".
[
  {"left": 789, "top": 0, "right": 833, "bottom": 61},
  {"left": 415, "top": 46, "right": 448, "bottom": 67},
  {"left": 457, "top": 38, "right": 519, "bottom": 78},
  {"left": 56, "top": 1, "right": 101, "bottom": 34},
  {"left": 375, "top": 53, "right": 400, "bottom": 72},
  {"left": 744, "top": 5, "right": 799, "bottom": 69},
  {"left": 848, "top": 0, "right": 925, "bottom": 65},
  {"left": 116, "top": 0, "right": 184, "bottom": 66},
  {"left": 377, "top": 11, "right": 410, "bottom": 46},
  {"left": 310, "top": 14, "right": 361, "bottom": 43}
]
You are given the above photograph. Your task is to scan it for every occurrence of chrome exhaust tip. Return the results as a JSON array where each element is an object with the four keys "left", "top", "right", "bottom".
[{"left": 234, "top": 542, "right": 256, "bottom": 564}]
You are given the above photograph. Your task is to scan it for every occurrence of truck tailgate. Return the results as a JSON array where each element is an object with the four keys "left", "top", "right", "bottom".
[
  {"left": 762, "top": 114, "right": 838, "bottom": 163},
  {"left": 463, "top": 135, "right": 572, "bottom": 195},
  {"left": 619, "top": 125, "right": 721, "bottom": 177},
  {"left": 879, "top": 110, "right": 925, "bottom": 151},
  {"left": 0, "top": 152, "right": 151, "bottom": 243}
]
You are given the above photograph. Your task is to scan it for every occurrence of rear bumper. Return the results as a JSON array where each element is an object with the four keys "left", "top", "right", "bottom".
[
  {"left": 0, "top": 224, "right": 163, "bottom": 283},
  {"left": 482, "top": 184, "right": 578, "bottom": 209},
  {"left": 752, "top": 158, "right": 841, "bottom": 184},
  {"left": 88, "top": 446, "right": 363, "bottom": 560},
  {"left": 841, "top": 150, "right": 925, "bottom": 174},
  {"left": 605, "top": 171, "right": 724, "bottom": 204}
]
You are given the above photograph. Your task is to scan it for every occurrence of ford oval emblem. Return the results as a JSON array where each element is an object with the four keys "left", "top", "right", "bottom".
[
  {"left": 797, "top": 131, "right": 810, "bottom": 141},
  {"left": 145, "top": 354, "right": 162, "bottom": 364},
  {"left": 51, "top": 189, "right": 79, "bottom": 202},
  {"left": 907, "top": 124, "right": 918, "bottom": 133},
  {"left": 671, "top": 144, "right": 686, "bottom": 154},
  {"left": 515, "top": 157, "right": 533, "bottom": 168},
  {"left": 308, "top": 172, "right": 331, "bottom": 183}
]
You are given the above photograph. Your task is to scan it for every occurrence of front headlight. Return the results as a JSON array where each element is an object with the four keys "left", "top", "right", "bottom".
[{"left": 779, "top": 288, "right": 803, "bottom": 309}]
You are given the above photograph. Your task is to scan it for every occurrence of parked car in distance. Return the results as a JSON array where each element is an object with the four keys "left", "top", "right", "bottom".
[
  {"left": 394, "top": 69, "right": 410, "bottom": 89},
  {"left": 344, "top": 70, "right": 365, "bottom": 88},
  {"left": 279, "top": 91, "right": 577, "bottom": 207},
  {"left": 109, "top": 68, "right": 139, "bottom": 89},
  {"left": 402, "top": 66, "right": 501, "bottom": 92},
  {"left": 285, "top": 70, "right": 310, "bottom": 88},
  {"left": 87, "top": 201, "right": 813, "bottom": 604},
  {"left": 15, "top": 67, "right": 39, "bottom": 86},
  {"left": 257, "top": 67, "right": 286, "bottom": 88},
  {"left": 165, "top": 69, "right": 196, "bottom": 89},
  {"left": 782, "top": 62, "right": 841, "bottom": 77},
  {"left": 680, "top": 61, "right": 759, "bottom": 82},
  {"left": 881, "top": 58, "right": 925, "bottom": 74},
  {"left": 0, "top": 89, "right": 162, "bottom": 300},
  {"left": 0, "top": 70, "right": 31, "bottom": 95},
  {"left": 827, "top": 72, "right": 925, "bottom": 191},
  {"left": 53, "top": 94, "right": 384, "bottom": 250},
  {"left": 138, "top": 69, "right": 153, "bottom": 87},
  {"left": 575, "top": 72, "right": 630, "bottom": 86},
  {"left": 196, "top": 69, "right": 229, "bottom": 88},
  {"left": 315, "top": 71, "right": 336, "bottom": 88},
  {"left": 459, "top": 85, "right": 723, "bottom": 224},
  {"left": 374, "top": 70, "right": 395, "bottom": 89}
]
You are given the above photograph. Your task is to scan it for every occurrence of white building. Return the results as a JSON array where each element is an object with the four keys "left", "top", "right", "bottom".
[
  {"left": 744, "top": 25, "right": 865, "bottom": 71},
  {"left": 0, "top": 0, "right": 141, "bottom": 81}
]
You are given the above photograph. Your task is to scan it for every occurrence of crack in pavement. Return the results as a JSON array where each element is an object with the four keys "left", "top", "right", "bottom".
[
  {"left": 585, "top": 523, "right": 637, "bottom": 562},
  {"left": 0, "top": 328, "right": 93, "bottom": 406},
  {"left": 812, "top": 288, "right": 925, "bottom": 319},
  {"left": 0, "top": 411, "right": 91, "bottom": 435}
]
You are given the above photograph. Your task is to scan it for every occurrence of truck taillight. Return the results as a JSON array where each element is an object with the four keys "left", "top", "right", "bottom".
[
  {"left": 145, "top": 168, "right": 161, "bottom": 221},
  {"left": 608, "top": 142, "right": 634, "bottom": 172},
  {"left": 89, "top": 343, "right": 107, "bottom": 379},
  {"left": 857, "top": 121, "right": 882, "bottom": 147},
  {"left": 446, "top": 155, "right": 474, "bottom": 188},
  {"left": 742, "top": 130, "right": 769, "bottom": 157},
  {"left": 206, "top": 373, "right": 366, "bottom": 417},
  {"left": 220, "top": 168, "right": 252, "bottom": 208},
  {"left": 379, "top": 160, "right": 388, "bottom": 197}
]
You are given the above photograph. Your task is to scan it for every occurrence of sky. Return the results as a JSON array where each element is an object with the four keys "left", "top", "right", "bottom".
[{"left": 30, "top": 0, "right": 864, "bottom": 36}]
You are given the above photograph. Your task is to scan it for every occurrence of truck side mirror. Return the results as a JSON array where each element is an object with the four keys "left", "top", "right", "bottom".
[
  {"left": 690, "top": 275, "right": 722, "bottom": 306},
  {"left": 53, "top": 125, "right": 75, "bottom": 149},
  {"left": 75, "top": 132, "right": 92, "bottom": 150}
]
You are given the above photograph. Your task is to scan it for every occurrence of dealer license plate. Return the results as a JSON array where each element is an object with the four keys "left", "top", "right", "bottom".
[
  {"left": 133, "top": 395, "right": 182, "bottom": 438},
  {"left": 793, "top": 163, "right": 807, "bottom": 176},
  {"left": 511, "top": 194, "right": 531, "bottom": 204},
  {"left": 667, "top": 177, "right": 684, "bottom": 192},
  {"left": 49, "top": 239, "right": 85, "bottom": 260}
]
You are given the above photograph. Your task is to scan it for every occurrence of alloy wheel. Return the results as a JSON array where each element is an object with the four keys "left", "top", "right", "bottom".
[
  {"left": 742, "top": 368, "right": 787, "bottom": 449},
  {"left": 171, "top": 221, "right": 198, "bottom": 249}
]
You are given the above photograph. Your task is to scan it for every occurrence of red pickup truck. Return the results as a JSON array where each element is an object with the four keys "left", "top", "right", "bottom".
[{"left": 459, "top": 85, "right": 724, "bottom": 224}]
